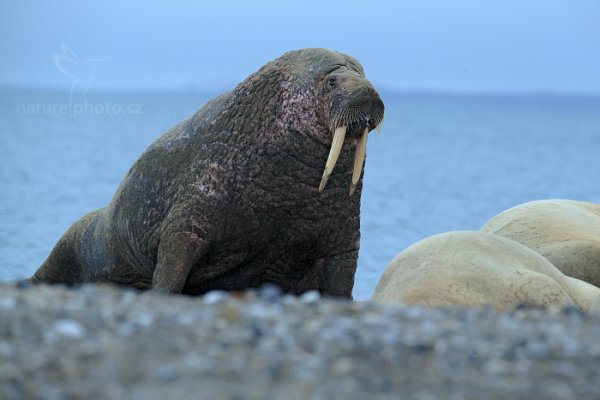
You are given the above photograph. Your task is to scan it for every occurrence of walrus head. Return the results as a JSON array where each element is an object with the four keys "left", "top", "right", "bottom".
[
  {"left": 319, "top": 57, "right": 385, "bottom": 195},
  {"left": 231, "top": 48, "right": 384, "bottom": 196}
]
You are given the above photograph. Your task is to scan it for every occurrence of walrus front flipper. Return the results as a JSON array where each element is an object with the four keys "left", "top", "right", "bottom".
[
  {"left": 30, "top": 231, "right": 81, "bottom": 285},
  {"left": 321, "top": 251, "right": 358, "bottom": 299},
  {"left": 152, "top": 232, "right": 209, "bottom": 293},
  {"left": 31, "top": 210, "right": 104, "bottom": 285}
]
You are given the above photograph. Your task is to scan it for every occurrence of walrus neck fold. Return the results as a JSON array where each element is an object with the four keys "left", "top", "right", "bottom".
[{"left": 220, "top": 67, "right": 286, "bottom": 138}]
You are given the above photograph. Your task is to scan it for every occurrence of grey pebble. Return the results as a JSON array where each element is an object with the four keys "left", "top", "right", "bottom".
[
  {"left": 257, "top": 283, "right": 283, "bottom": 302},
  {"left": 202, "top": 290, "right": 229, "bottom": 304},
  {"left": 299, "top": 290, "right": 320, "bottom": 303},
  {"left": 51, "top": 319, "right": 85, "bottom": 338},
  {"left": 157, "top": 365, "right": 179, "bottom": 382},
  {"left": 0, "top": 297, "right": 16, "bottom": 310}
]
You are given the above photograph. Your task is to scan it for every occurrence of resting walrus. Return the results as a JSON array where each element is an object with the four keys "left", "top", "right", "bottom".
[
  {"left": 481, "top": 199, "right": 600, "bottom": 287},
  {"left": 31, "top": 48, "right": 384, "bottom": 297},
  {"left": 372, "top": 231, "right": 600, "bottom": 311}
]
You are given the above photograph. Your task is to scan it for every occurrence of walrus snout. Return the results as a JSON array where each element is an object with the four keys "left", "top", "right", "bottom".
[
  {"left": 320, "top": 76, "right": 384, "bottom": 195},
  {"left": 331, "top": 83, "right": 384, "bottom": 135},
  {"left": 344, "top": 89, "right": 385, "bottom": 137}
]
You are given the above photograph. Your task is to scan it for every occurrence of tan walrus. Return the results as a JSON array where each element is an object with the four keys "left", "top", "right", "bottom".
[
  {"left": 372, "top": 231, "right": 599, "bottom": 311},
  {"left": 481, "top": 199, "right": 600, "bottom": 287}
]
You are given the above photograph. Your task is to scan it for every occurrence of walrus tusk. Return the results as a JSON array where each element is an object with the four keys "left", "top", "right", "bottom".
[
  {"left": 319, "top": 126, "right": 347, "bottom": 192},
  {"left": 349, "top": 127, "right": 369, "bottom": 196}
]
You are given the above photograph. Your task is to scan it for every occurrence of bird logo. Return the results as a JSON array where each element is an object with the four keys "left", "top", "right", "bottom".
[{"left": 51, "top": 43, "right": 110, "bottom": 105}]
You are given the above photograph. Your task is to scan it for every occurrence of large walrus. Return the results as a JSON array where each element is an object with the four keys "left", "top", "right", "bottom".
[{"left": 31, "top": 48, "right": 384, "bottom": 297}]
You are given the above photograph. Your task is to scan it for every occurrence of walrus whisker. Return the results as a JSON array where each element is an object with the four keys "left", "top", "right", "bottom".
[
  {"left": 375, "top": 118, "right": 384, "bottom": 134},
  {"left": 349, "top": 127, "right": 369, "bottom": 196},
  {"left": 319, "top": 125, "right": 347, "bottom": 192}
]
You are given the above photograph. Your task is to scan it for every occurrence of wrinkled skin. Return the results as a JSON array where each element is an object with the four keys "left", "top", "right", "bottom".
[{"left": 31, "top": 48, "right": 385, "bottom": 298}]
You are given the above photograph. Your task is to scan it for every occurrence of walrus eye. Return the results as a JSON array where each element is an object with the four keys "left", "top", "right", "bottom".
[{"left": 328, "top": 76, "right": 337, "bottom": 87}]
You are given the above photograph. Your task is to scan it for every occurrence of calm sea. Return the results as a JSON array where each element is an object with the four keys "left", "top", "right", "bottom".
[{"left": 1, "top": 88, "right": 599, "bottom": 300}]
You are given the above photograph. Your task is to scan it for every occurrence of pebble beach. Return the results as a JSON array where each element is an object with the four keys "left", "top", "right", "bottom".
[{"left": 2, "top": 282, "right": 600, "bottom": 400}]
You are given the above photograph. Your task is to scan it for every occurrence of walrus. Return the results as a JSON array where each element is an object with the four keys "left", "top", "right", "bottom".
[
  {"left": 481, "top": 199, "right": 600, "bottom": 287},
  {"left": 372, "top": 231, "right": 600, "bottom": 311},
  {"left": 31, "top": 48, "right": 384, "bottom": 297}
]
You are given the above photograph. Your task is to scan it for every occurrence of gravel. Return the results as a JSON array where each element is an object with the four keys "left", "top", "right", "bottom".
[{"left": 1, "top": 283, "right": 600, "bottom": 400}]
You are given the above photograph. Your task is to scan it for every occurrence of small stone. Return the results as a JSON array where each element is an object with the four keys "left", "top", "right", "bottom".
[
  {"left": 282, "top": 294, "right": 297, "bottom": 305},
  {"left": 177, "top": 312, "right": 195, "bottom": 326},
  {"left": 158, "top": 365, "right": 179, "bottom": 382},
  {"left": 219, "top": 304, "right": 242, "bottom": 322},
  {"left": 0, "top": 341, "right": 13, "bottom": 356},
  {"left": 53, "top": 319, "right": 85, "bottom": 338},
  {"left": 14, "top": 279, "right": 30, "bottom": 289},
  {"left": 300, "top": 290, "right": 321, "bottom": 303},
  {"left": 0, "top": 297, "right": 16, "bottom": 310},
  {"left": 513, "top": 303, "right": 536, "bottom": 311},
  {"left": 135, "top": 312, "right": 155, "bottom": 327},
  {"left": 561, "top": 305, "right": 584, "bottom": 317},
  {"left": 247, "top": 302, "right": 281, "bottom": 320},
  {"left": 202, "top": 290, "right": 230, "bottom": 304},
  {"left": 410, "top": 342, "right": 434, "bottom": 354},
  {"left": 258, "top": 283, "right": 283, "bottom": 302},
  {"left": 332, "top": 358, "right": 353, "bottom": 375},
  {"left": 120, "top": 289, "right": 138, "bottom": 305}
]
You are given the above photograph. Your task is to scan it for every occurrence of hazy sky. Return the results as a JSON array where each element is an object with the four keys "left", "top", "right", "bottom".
[{"left": 1, "top": 0, "right": 599, "bottom": 93}]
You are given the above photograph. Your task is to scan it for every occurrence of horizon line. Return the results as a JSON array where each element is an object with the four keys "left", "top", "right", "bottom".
[{"left": 2, "top": 83, "right": 600, "bottom": 99}]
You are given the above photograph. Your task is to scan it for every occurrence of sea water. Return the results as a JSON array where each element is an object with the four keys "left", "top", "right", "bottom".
[{"left": 1, "top": 89, "right": 599, "bottom": 300}]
